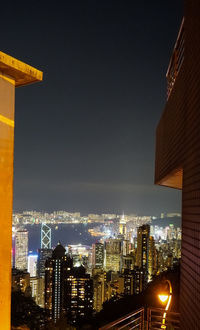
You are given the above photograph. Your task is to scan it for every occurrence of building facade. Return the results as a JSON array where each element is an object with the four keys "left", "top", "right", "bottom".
[
  {"left": 15, "top": 229, "right": 28, "bottom": 270},
  {"left": 41, "top": 223, "right": 51, "bottom": 249},
  {"left": 37, "top": 248, "right": 52, "bottom": 278},
  {"left": 30, "top": 277, "right": 45, "bottom": 307},
  {"left": 28, "top": 254, "right": 38, "bottom": 277},
  {"left": 45, "top": 243, "right": 73, "bottom": 322},
  {"left": 148, "top": 236, "right": 157, "bottom": 281},
  {"left": 155, "top": 2, "right": 200, "bottom": 327},
  {"left": 105, "top": 239, "right": 122, "bottom": 272},
  {"left": 65, "top": 266, "right": 93, "bottom": 324},
  {"left": 92, "top": 243, "right": 104, "bottom": 269},
  {"left": 93, "top": 269, "right": 105, "bottom": 312},
  {"left": 45, "top": 243, "right": 93, "bottom": 325},
  {"left": 136, "top": 224, "right": 150, "bottom": 286}
]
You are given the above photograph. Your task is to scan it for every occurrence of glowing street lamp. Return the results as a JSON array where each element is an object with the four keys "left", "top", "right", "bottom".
[
  {"left": 158, "top": 280, "right": 172, "bottom": 329},
  {"left": 158, "top": 295, "right": 169, "bottom": 304}
]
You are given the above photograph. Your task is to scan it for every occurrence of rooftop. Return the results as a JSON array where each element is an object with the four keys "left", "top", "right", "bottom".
[{"left": 0, "top": 51, "right": 43, "bottom": 87}]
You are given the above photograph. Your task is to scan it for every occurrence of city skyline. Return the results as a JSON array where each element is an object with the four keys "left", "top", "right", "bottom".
[
  {"left": 3, "top": 0, "right": 200, "bottom": 328},
  {"left": 0, "top": 1, "right": 183, "bottom": 215}
]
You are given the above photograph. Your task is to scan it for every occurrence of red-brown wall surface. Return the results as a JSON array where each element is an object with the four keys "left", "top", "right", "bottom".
[{"left": 155, "top": 1, "right": 200, "bottom": 328}]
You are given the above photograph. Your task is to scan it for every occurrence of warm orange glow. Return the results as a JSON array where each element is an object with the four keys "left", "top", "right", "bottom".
[
  {"left": 0, "top": 51, "right": 43, "bottom": 87},
  {"left": 158, "top": 294, "right": 169, "bottom": 303},
  {"left": 158, "top": 280, "right": 172, "bottom": 330},
  {"left": 165, "top": 295, "right": 172, "bottom": 311},
  {"left": 0, "top": 52, "right": 43, "bottom": 329},
  {"left": 0, "top": 114, "right": 15, "bottom": 127}
]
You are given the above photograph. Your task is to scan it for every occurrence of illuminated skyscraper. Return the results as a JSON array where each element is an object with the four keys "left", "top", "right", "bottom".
[
  {"left": 133, "top": 267, "right": 143, "bottom": 295},
  {"left": 119, "top": 213, "right": 126, "bottom": 236},
  {"left": 121, "top": 269, "right": 134, "bottom": 296},
  {"left": 41, "top": 223, "right": 51, "bottom": 249},
  {"left": 38, "top": 224, "right": 52, "bottom": 279},
  {"left": 45, "top": 243, "right": 73, "bottom": 322},
  {"left": 93, "top": 269, "right": 105, "bottom": 312},
  {"left": 28, "top": 254, "right": 38, "bottom": 277},
  {"left": 15, "top": 229, "right": 28, "bottom": 270},
  {"left": 136, "top": 224, "right": 150, "bottom": 286},
  {"left": 37, "top": 248, "right": 52, "bottom": 278},
  {"left": 45, "top": 243, "right": 93, "bottom": 324},
  {"left": 92, "top": 243, "right": 104, "bottom": 269},
  {"left": 66, "top": 266, "right": 93, "bottom": 324},
  {"left": 148, "top": 236, "right": 157, "bottom": 281},
  {"left": 105, "top": 239, "right": 122, "bottom": 272},
  {"left": 121, "top": 254, "right": 134, "bottom": 271},
  {"left": 30, "top": 277, "right": 45, "bottom": 308}
]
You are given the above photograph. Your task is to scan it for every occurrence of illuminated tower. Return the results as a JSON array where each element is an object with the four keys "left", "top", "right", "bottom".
[
  {"left": 93, "top": 269, "right": 105, "bottom": 312},
  {"left": 45, "top": 243, "right": 73, "bottom": 322},
  {"left": 66, "top": 266, "right": 93, "bottom": 324},
  {"left": 105, "top": 238, "right": 122, "bottom": 272},
  {"left": 136, "top": 224, "right": 150, "bottom": 287},
  {"left": 92, "top": 243, "right": 104, "bottom": 269},
  {"left": 0, "top": 51, "right": 42, "bottom": 328},
  {"left": 148, "top": 236, "right": 157, "bottom": 281},
  {"left": 37, "top": 248, "right": 52, "bottom": 278},
  {"left": 119, "top": 213, "right": 126, "bottom": 236},
  {"left": 28, "top": 254, "right": 38, "bottom": 277},
  {"left": 15, "top": 229, "right": 28, "bottom": 270},
  {"left": 41, "top": 223, "right": 51, "bottom": 249}
]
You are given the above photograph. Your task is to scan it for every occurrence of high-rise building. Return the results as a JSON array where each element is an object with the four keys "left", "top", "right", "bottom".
[
  {"left": 15, "top": 229, "right": 28, "bottom": 270},
  {"left": 120, "top": 269, "right": 134, "bottom": 296},
  {"left": 41, "top": 223, "right": 51, "bottom": 249},
  {"left": 133, "top": 267, "right": 143, "bottom": 295},
  {"left": 119, "top": 213, "right": 126, "bottom": 236},
  {"left": 30, "top": 277, "right": 45, "bottom": 308},
  {"left": 92, "top": 243, "right": 104, "bottom": 269},
  {"left": 66, "top": 266, "right": 93, "bottom": 324},
  {"left": 122, "top": 240, "right": 130, "bottom": 256},
  {"left": 105, "top": 239, "right": 122, "bottom": 272},
  {"left": 45, "top": 243, "right": 93, "bottom": 324},
  {"left": 37, "top": 248, "right": 52, "bottom": 278},
  {"left": 148, "top": 236, "right": 157, "bottom": 281},
  {"left": 136, "top": 224, "right": 150, "bottom": 286},
  {"left": 93, "top": 269, "right": 105, "bottom": 312},
  {"left": 45, "top": 243, "right": 73, "bottom": 322},
  {"left": 28, "top": 254, "right": 38, "bottom": 277},
  {"left": 121, "top": 254, "right": 134, "bottom": 271}
]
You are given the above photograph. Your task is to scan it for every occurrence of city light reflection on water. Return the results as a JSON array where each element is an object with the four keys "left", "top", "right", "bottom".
[{"left": 25, "top": 223, "right": 103, "bottom": 252}]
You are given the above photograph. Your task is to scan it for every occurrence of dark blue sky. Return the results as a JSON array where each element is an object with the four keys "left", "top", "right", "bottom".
[{"left": 1, "top": 0, "right": 183, "bottom": 215}]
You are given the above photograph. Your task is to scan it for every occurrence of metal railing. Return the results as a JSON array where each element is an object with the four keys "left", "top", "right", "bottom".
[
  {"left": 166, "top": 18, "right": 185, "bottom": 99},
  {"left": 147, "top": 308, "right": 180, "bottom": 330},
  {"left": 99, "top": 307, "right": 181, "bottom": 330},
  {"left": 99, "top": 308, "right": 145, "bottom": 330}
]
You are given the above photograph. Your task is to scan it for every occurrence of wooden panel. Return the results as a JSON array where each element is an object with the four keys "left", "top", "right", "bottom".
[{"left": 155, "top": 1, "right": 200, "bottom": 327}]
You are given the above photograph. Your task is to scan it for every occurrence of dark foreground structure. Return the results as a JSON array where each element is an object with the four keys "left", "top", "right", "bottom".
[{"left": 155, "top": 1, "right": 200, "bottom": 328}]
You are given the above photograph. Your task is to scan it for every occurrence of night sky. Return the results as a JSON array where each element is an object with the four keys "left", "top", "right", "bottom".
[{"left": 1, "top": 1, "right": 183, "bottom": 215}]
